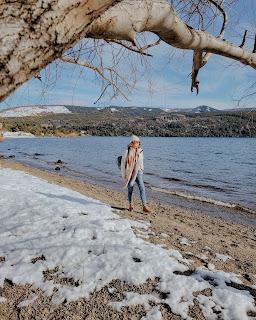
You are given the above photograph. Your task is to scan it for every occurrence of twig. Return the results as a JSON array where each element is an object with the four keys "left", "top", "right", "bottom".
[
  {"left": 253, "top": 34, "right": 256, "bottom": 53},
  {"left": 60, "top": 56, "right": 128, "bottom": 101},
  {"left": 239, "top": 30, "right": 247, "bottom": 48},
  {"left": 94, "top": 84, "right": 110, "bottom": 104},
  {"left": 107, "top": 38, "right": 161, "bottom": 57}
]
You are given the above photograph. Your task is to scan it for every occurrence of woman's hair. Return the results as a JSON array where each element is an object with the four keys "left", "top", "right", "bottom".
[{"left": 128, "top": 141, "right": 141, "bottom": 149}]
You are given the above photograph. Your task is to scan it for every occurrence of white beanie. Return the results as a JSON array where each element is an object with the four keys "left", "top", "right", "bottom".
[{"left": 130, "top": 134, "right": 140, "bottom": 142}]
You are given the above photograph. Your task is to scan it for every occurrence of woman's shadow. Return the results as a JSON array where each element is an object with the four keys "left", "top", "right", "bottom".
[
  {"left": 37, "top": 192, "right": 128, "bottom": 211},
  {"left": 36, "top": 191, "right": 105, "bottom": 207}
]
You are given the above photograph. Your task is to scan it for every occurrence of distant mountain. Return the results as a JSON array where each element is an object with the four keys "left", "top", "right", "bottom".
[
  {"left": 1, "top": 104, "right": 255, "bottom": 137},
  {"left": 0, "top": 104, "right": 254, "bottom": 119},
  {"left": 163, "top": 105, "right": 220, "bottom": 113},
  {"left": 0, "top": 105, "right": 71, "bottom": 117},
  {"left": 96, "top": 106, "right": 164, "bottom": 117},
  {"left": 44, "top": 105, "right": 165, "bottom": 117},
  {"left": 190, "top": 106, "right": 220, "bottom": 113},
  {"left": 0, "top": 105, "right": 165, "bottom": 118},
  {"left": 68, "top": 105, "right": 222, "bottom": 116}
]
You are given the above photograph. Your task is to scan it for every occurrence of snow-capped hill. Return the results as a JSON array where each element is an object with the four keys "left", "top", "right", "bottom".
[
  {"left": 0, "top": 105, "right": 72, "bottom": 117},
  {"left": 162, "top": 106, "right": 220, "bottom": 113},
  {"left": 162, "top": 108, "right": 183, "bottom": 112},
  {"left": 192, "top": 106, "right": 219, "bottom": 113}
]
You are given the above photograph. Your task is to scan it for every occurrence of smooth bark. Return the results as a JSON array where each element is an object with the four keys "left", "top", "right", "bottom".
[{"left": 0, "top": 0, "right": 117, "bottom": 100}]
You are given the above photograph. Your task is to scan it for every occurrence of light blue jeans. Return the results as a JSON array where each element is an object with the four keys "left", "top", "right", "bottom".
[{"left": 128, "top": 170, "right": 146, "bottom": 205}]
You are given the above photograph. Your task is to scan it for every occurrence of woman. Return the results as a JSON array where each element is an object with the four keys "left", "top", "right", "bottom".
[{"left": 121, "top": 135, "right": 151, "bottom": 213}]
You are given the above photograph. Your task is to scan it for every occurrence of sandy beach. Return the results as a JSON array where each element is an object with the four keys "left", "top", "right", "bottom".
[{"left": 0, "top": 158, "right": 255, "bottom": 319}]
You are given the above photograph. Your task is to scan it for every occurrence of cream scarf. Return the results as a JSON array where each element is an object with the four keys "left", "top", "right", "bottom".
[{"left": 123, "top": 147, "right": 143, "bottom": 187}]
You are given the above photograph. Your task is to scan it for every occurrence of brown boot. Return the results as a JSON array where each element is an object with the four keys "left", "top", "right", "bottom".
[
  {"left": 128, "top": 204, "right": 134, "bottom": 212},
  {"left": 143, "top": 205, "right": 151, "bottom": 214}
]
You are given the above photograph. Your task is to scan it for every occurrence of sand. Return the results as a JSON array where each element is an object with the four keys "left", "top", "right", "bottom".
[{"left": 0, "top": 159, "right": 255, "bottom": 319}]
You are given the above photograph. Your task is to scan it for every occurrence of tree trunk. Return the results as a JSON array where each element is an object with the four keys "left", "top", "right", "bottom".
[{"left": 0, "top": 0, "right": 117, "bottom": 101}]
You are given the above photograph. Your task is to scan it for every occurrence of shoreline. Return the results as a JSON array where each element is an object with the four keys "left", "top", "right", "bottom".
[
  {"left": 0, "top": 158, "right": 255, "bottom": 277},
  {"left": 1, "top": 152, "right": 256, "bottom": 226},
  {"left": 2, "top": 133, "right": 256, "bottom": 138},
  {"left": 1, "top": 136, "right": 255, "bottom": 223}
]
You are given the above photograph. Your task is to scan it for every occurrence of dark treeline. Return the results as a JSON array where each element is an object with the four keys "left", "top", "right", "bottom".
[{"left": 1, "top": 107, "right": 255, "bottom": 137}]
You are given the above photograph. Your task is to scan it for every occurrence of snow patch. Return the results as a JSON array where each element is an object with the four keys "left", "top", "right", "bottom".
[
  {"left": 111, "top": 292, "right": 160, "bottom": 311},
  {"left": 142, "top": 306, "right": 162, "bottom": 320},
  {"left": 3, "top": 131, "right": 35, "bottom": 138},
  {"left": 160, "top": 233, "right": 169, "bottom": 238},
  {"left": 0, "top": 297, "right": 7, "bottom": 303},
  {"left": 17, "top": 296, "right": 38, "bottom": 308},
  {"left": 215, "top": 253, "right": 234, "bottom": 262},
  {"left": 0, "top": 105, "right": 71, "bottom": 117},
  {"left": 0, "top": 168, "right": 255, "bottom": 319},
  {"left": 179, "top": 237, "right": 191, "bottom": 246},
  {"left": 207, "top": 263, "right": 215, "bottom": 271},
  {"left": 107, "top": 287, "right": 116, "bottom": 294},
  {"left": 110, "top": 108, "right": 119, "bottom": 112}
]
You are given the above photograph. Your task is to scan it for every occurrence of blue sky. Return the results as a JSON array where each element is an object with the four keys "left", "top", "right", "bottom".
[{"left": 1, "top": 1, "right": 255, "bottom": 111}]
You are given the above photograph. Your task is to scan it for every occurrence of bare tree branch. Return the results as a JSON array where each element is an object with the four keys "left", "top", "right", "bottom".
[
  {"left": 106, "top": 38, "right": 161, "bottom": 58},
  {"left": 94, "top": 83, "right": 111, "bottom": 104},
  {"left": 88, "top": 0, "right": 256, "bottom": 67},
  {"left": 191, "top": 0, "right": 228, "bottom": 94},
  {"left": 60, "top": 55, "right": 129, "bottom": 101}
]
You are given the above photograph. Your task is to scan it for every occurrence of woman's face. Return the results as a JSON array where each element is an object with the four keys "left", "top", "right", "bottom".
[{"left": 132, "top": 141, "right": 140, "bottom": 148}]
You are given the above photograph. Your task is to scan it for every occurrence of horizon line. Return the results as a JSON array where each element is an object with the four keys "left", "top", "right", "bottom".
[{"left": 0, "top": 103, "right": 255, "bottom": 111}]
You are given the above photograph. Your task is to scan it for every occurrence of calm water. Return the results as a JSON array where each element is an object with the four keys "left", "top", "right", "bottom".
[{"left": 1, "top": 137, "right": 255, "bottom": 221}]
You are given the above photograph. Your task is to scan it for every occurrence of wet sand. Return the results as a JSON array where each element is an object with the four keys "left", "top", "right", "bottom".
[{"left": 0, "top": 159, "right": 255, "bottom": 319}]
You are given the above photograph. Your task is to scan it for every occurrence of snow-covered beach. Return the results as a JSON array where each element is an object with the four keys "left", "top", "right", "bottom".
[{"left": 0, "top": 161, "right": 255, "bottom": 319}]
